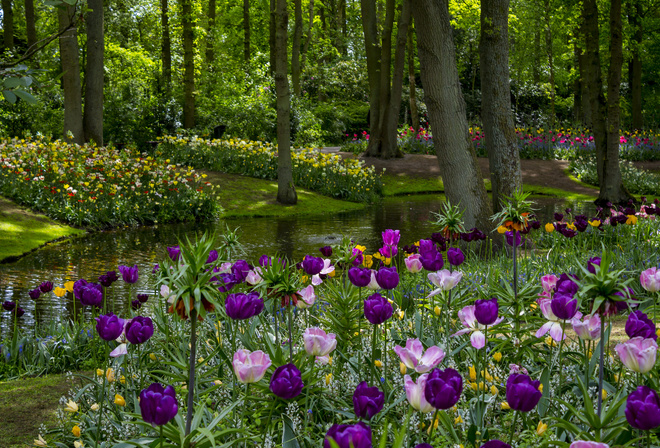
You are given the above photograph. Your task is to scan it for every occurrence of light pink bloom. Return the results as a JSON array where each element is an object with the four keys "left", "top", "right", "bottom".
[
  {"left": 160, "top": 285, "right": 177, "bottom": 304},
  {"left": 427, "top": 270, "right": 462, "bottom": 297},
  {"left": 452, "top": 305, "right": 503, "bottom": 349},
  {"left": 232, "top": 349, "right": 272, "bottom": 383},
  {"left": 312, "top": 259, "right": 335, "bottom": 286},
  {"left": 405, "top": 254, "right": 423, "bottom": 274},
  {"left": 541, "top": 274, "right": 559, "bottom": 294},
  {"left": 571, "top": 312, "right": 601, "bottom": 341},
  {"left": 404, "top": 374, "right": 434, "bottom": 412},
  {"left": 640, "top": 267, "right": 660, "bottom": 293},
  {"left": 569, "top": 441, "right": 609, "bottom": 448},
  {"left": 394, "top": 338, "right": 445, "bottom": 373},
  {"left": 296, "top": 285, "right": 316, "bottom": 309},
  {"left": 535, "top": 298, "right": 566, "bottom": 342},
  {"left": 246, "top": 267, "right": 263, "bottom": 285},
  {"left": 366, "top": 270, "right": 380, "bottom": 290},
  {"left": 315, "top": 355, "right": 330, "bottom": 365},
  {"left": 509, "top": 364, "right": 528, "bottom": 375},
  {"left": 303, "top": 327, "right": 337, "bottom": 357},
  {"left": 615, "top": 337, "right": 658, "bottom": 374},
  {"left": 110, "top": 343, "right": 127, "bottom": 357}
]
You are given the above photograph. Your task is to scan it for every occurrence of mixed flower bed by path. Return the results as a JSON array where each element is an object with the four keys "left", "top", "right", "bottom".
[{"left": 0, "top": 138, "right": 219, "bottom": 227}]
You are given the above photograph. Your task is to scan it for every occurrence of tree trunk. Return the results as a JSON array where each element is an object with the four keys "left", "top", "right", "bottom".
[
  {"left": 161, "top": 0, "right": 172, "bottom": 89},
  {"left": 532, "top": 29, "right": 540, "bottom": 83},
  {"left": 573, "top": 42, "right": 582, "bottom": 124},
  {"left": 243, "top": 0, "right": 250, "bottom": 62},
  {"left": 578, "top": 45, "right": 591, "bottom": 127},
  {"left": 2, "top": 0, "right": 13, "bottom": 50},
  {"left": 269, "top": 0, "right": 276, "bottom": 74},
  {"left": 83, "top": 0, "right": 104, "bottom": 145},
  {"left": 480, "top": 0, "right": 522, "bottom": 212},
  {"left": 544, "top": 0, "right": 556, "bottom": 128},
  {"left": 300, "top": 0, "right": 314, "bottom": 74},
  {"left": 292, "top": 0, "right": 302, "bottom": 95},
  {"left": 25, "top": 0, "right": 36, "bottom": 50},
  {"left": 274, "top": 0, "right": 297, "bottom": 205},
  {"left": 631, "top": 0, "right": 642, "bottom": 130},
  {"left": 407, "top": 20, "right": 419, "bottom": 131},
  {"left": 361, "top": 0, "right": 382, "bottom": 150},
  {"left": 58, "top": 6, "right": 83, "bottom": 144},
  {"left": 207, "top": 0, "right": 216, "bottom": 63},
  {"left": 412, "top": 0, "right": 492, "bottom": 230},
  {"left": 182, "top": 0, "right": 195, "bottom": 128},
  {"left": 338, "top": 0, "right": 346, "bottom": 55}
]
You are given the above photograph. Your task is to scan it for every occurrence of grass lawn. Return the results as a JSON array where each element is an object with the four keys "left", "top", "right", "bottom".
[{"left": 0, "top": 197, "right": 84, "bottom": 263}]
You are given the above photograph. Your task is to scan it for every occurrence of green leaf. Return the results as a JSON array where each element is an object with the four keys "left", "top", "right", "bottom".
[
  {"left": 14, "top": 89, "right": 37, "bottom": 104},
  {"left": 3, "top": 90, "right": 17, "bottom": 103},
  {"left": 282, "top": 415, "right": 301, "bottom": 448}
]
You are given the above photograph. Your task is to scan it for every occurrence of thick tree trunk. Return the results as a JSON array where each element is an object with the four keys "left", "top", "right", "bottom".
[
  {"left": 182, "top": 0, "right": 195, "bottom": 128},
  {"left": 274, "top": 0, "right": 297, "bottom": 204},
  {"left": 412, "top": 0, "right": 492, "bottom": 230},
  {"left": 83, "top": 0, "right": 104, "bottom": 145},
  {"left": 243, "top": 0, "right": 250, "bottom": 62},
  {"left": 161, "top": 0, "right": 172, "bottom": 89},
  {"left": 573, "top": 42, "right": 582, "bottom": 124},
  {"left": 207, "top": 0, "right": 216, "bottom": 63},
  {"left": 292, "top": 0, "right": 302, "bottom": 95},
  {"left": 480, "top": 0, "right": 522, "bottom": 212},
  {"left": 407, "top": 21, "right": 419, "bottom": 131},
  {"left": 361, "top": 0, "right": 382, "bottom": 150},
  {"left": 25, "top": 0, "right": 36, "bottom": 50},
  {"left": 578, "top": 45, "right": 591, "bottom": 127},
  {"left": 338, "top": 0, "right": 346, "bottom": 54},
  {"left": 631, "top": 0, "right": 642, "bottom": 130},
  {"left": 58, "top": 6, "right": 83, "bottom": 144},
  {"left": 2, "top": 0, "right": 13, "bottom": 50},
  {"left": 544, "top": 1, "right": 556, "bottom": 128},
  {"left": 269, "top": 0, "right": 276, "bottom": 73}
]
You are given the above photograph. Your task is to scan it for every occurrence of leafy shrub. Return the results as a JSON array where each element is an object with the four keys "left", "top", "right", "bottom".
[{"left": 570, "top": 156, "right": 660, "bottom": 195}]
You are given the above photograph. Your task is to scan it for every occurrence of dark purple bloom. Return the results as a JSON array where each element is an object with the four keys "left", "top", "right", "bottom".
[
  {"left": 352, "top": 248, "right": 364, "bottom": 267},
  {"left": 505, "top": 373, "right": 542, "bottom": 412},
  {"left": 415, "top": 445, "right": 433, "bottom": 448},
  {"left": 320, "top": 246, "right": 333, "bottom": 257},
  {"left": 353, "top": 381, "right": 384, "bottom": 420},
  {"left": 474, "top": 298, "right": 499, "bottom": 325},
  {"left": 472, "top": 228, "right": 487, "bottom": 241},
  {"left": 558, "top": 225, "right": 577, "bottom": 238},
  {"left": 418, "top": 239, "right": 436, "bottom": 256},
  {"left": 324, "top": 422, "right": 372, "bottom": 448},
  {"left": 574, "top": 218, "right": 588, "bottom": 232},
  {"left": 550, "top": 293, "right": 578, "bottom": 320},
  {"left": 152, "top": 264, "right": 160, "bottom": 274},
  {"left": 421, "top": 250, "right": 444, "bottom": 271},
  {"left": 480, "top": 441, "right": 511, "bottom": 448},
  {"left": 139, "top": 383, "right": 178, "bottom": 427},
  {"left": 505, "top": 231, "right": 522, "bottom": 247},
  {"left": 259, "top": 255, "right": 271, "bottom": 267},
  {"left": 73, "top": 279, "right": 89, "bottom": 300},
  {"left": 206, "top": 250, "right": 218, "bottom": 264},
  {"left": 270, "top": 363, "right": 304, "bottom": 399},
  {"left": 15, "top": 307, "right": 25, "bottom": 318},
  {"left": 424, "top": 367, "right": 463, "bottom": 410},
  {"left": 556, "top": 273, "right": 579, "bottom": 297},
  {"left": 430, "top": 232, "right": 446, "bottom": 246},
  {"left": 231, "top": 260, "right": 251, "bottom": 283},
  {"left": 131, "top": 300, "right": 142, "bottom": 310},
  {"left": 614, "top": 287, "right": 635, "bottom": 302},
  {"left": 587, "top": 257, "right": 601, "bottom": 274},
  {"left": 382, "top": 229, "right": 401, "bottom": 246},
  {"left": 126, "top": 316, "right": 154, "bottom": 344},
  {"left": 79, "top": 283, "right": 104, "bottom": 308},
  {"left": 375, "top": 267, "right": 399, "bottom": 290},
  {"left": 39, "top": 281, "right": 53, "bottom": 293},
  {"left": 29, "top": 288, "right": 41, "bottom": 300},
  {"left": 119, "top": 265, "right": 139, "bottom": 284},
  {"left": 2, "top": 301, "right": 16, "bottom": 311},
  {"left": 137, "top": 294, "right": 150, "bottom": 303},
  {"left": 626, "top": 386, "right": 660, "bottom": 431},
  {"left": 402, "top": 244, "right": 418, "bottom": 254},
  {"left": 166, "top": 246, "right": 181, "bottom": 261},
  {"left": 364, "top": 293, "right": 393, "bottom": 325},
  {"left": 302, "top": 256, "right": 324, "bottom": 276},
  {"left": 349, "top": 267, "right": 372, "bottom": 288},
  {"left": 460, "top": 232, "right": 474, "bottom": 242},
  {"left": 447, "top": 247, "right": 465, "bottom": 267},
  {"left": 98, "top": 273, "right": 114, "bottom": 288},
  {"left": 530, "top": 220, "right": 541, "bottom": 230},
  {"left": 625, "top": 311, "right": 657, "bottom": 341},
  {"left": 225, "top": 292, "right": 264, "bottom": 320},
  {"left": 215, "top": 272, "right": 237, "bottom": 292},
  {"left": 554, "top": 213, "right": 564, "bottom": 222},
  {"left": 95, "top": 313, "right": 125, "bottom": 341}
]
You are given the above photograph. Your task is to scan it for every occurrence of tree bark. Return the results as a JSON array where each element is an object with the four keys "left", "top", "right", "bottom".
[
  {"left": 578, "top": 44, "right": 591, "bottom": 127},
  {"left": 532, "top": 28, "right": 540, "bottom": 83},
  {"left": 207, "top": 0, "right": 216, "bottom": 63},
  {"left": 2, "top": 0, "right": 13, "bottom": 50},
  {"left": 182, "top": 0, "right": 195, "bottom": 128},
  {"left": 292, "top": 0, "right": 302, "bottom": 95},
  {"left": 544, "top": 0, "right": 556, "bottom": 128},
  {"left": 83, "top": 0, "right": 104, "bottom": 145},
  {"left": 269, "top": 0, "right": 276, "bottom": 74},
  {"left": 25, "top": 0, "right": 36, "bottom": 50},
  {"left": 573, "top": 42, "right": 582, "bottom": 124},
  {"left": 631, "top": 0, "right": 643, "bottom": 130},
  {"left": 412, "top": 0, "right": 492, "bottom": 230},
  {"left": 274, "top": 0, "right": 297, "bottom": 204},
  {"left": 300, "top": 0, "right": 314, "bottom": 74},
  {"left": 480, "top": 0, "right": 522, "bottom": 212},
  {"left": 161, "top": 0, "right": 172, "bottom": 89},
  {"left": 58, "top": 5, "right": 83, "bottom": 144},
  {"left": 407, "top": 20, "right": 419, "bottom": 131},
  {"left": 243, "top": 0, "right": 250, "bottom": 62}
]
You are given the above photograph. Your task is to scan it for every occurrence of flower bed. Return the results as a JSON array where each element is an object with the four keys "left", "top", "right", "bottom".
[
  {"left": 0, "top": 138, "right": 219, "bottom": 227},
  {"left": 158, "top": 135, "right": 383, "bottom": 203}
]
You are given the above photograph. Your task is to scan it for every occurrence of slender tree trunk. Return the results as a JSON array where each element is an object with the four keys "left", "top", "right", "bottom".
[
  {"left": 407, "top": 20, "right": 419, "bottom": 131},
  {"left": 269, "top": 0, "right": 276, "bottom": 73},
  {"left": 58, "top": 6, "right": 83, "bottom": 144},
  {"left": 532, "top": 29, "right": 540, "bottom": 83},
  {"left": 2, "top": 0, "right": 13, "bottom": 50},
  {"left": 573, "top": 42, "right": 582, "bottom": 124},
  {"left": 361, "top": 0, "right": 381, "bottom": 150},
  {"left": 480, "top": 0, "right": 522, "bottom": 212},
  {"left": 631, "top": 0, "right": 643, "bottom": 130},
  {"left": 243, "top": 0, "right": 250, "bottom": 62},
  {"left": 412, "top": 0, "right": 492, "bottom": 230},
  {"left": 83, "top": 0, "right": 104, "bottom": 145},
  {"left": 25, "top": 0, "right": 36, "bottom": 50},
  {"left": 275, "top": 0, "right": 297, "bottom": 204},
  {"left": 300, "top": 0, "right": 314, "bottom": 74},
  {"left": 161, "top": 0, "right": 172, "bottom": 89},
  {"left": 578, "top": 44, "right": 591, "bottom": 127},
  {"left": 544, "top": 0, "right": 556, "bottom": 128},
  {"left": 292, "top": 0, "right": 302, "bottom": 95},
  {"left": 207, "top": 0, "right": 216, "bottom": 63},
  {"left": 338, "top": 0, "right": 346, "bottom": 54},
  {"left": 182, "top": 0, "right": 195, "bottom": 128}
]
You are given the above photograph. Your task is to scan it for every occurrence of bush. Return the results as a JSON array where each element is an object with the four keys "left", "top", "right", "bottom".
[{"left": 570, "top": 155, "right": 660, "bottom": 195}]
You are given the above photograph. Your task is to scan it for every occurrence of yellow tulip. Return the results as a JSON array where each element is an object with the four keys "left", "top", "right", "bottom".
[
  {"left": 74, "top": 441, "right": 84, "bottom": 448},
  {"left": 501, "top": 402, "right": 510, "bottom": 410},
  {"left": 400, "top": 362, "right": 407, "bottom": 375},
  {"left": 626, "top": 215, "right": 638, "bottom": 225},
  {"left": 536, "top": 421, "right": 548, "bottom": 436},
  {"left": 53, "top": 287, "right": 66, "bottom": 297},
  {"left": 602, "top": 389, "right": 607, "bottom": 400},
  {"left": 65, "top": 400, "right": 78, "bottom": 413},
  {"left": 490, "top": 385, "right": 499, "bottom": 395},
  {"left": 363, "top": 255, "right": 373, "bottom": 268},
  {"left": 106, "top": 368, "right": 115, "bottom": 383},
  {"left": 325, "top": 373, "right": 333, "bottom": 385},
  {"left": 33, "top": 435, "right": 48, "bottom": 447},
  {"left": 545, "top": 223, "right": 555, "bottom": 233},
  {"left": 114, "top": 394, "right": 126, "bottom": 406},
  {"left": 469, "top": 366, "right": 477, "bottom": 381},
  {"left": 149, "top": 353, "right": 157, "bottom": 361},
  {"left": 374, "top": 360, "right": 382, "bottom": 368},
  {"left": 492, "top": 352, "right": 502, "bottom": 362},
  {"left": 397, "top": 309, "right": 405, "bottom": 320},
  {"left": 90, "top": 403, "right": 99, "bottom": 411},
  {"left": 589, "top": 220, "right": 601, "bottom": 227},
  {"left": 434, "top": 306, "right": 441, "bottom": 316},
  {"left": 454, "top": 415, "right": 463, "bottom": 424},
  {"left": 64, "top": 281, "right": 74, "bottom": 293},
  {"left": 96, "top": 368, "right": 103, "bottom": 377},
  {"left": 72, "top": 425, "right": 81, "bottom": 437}
]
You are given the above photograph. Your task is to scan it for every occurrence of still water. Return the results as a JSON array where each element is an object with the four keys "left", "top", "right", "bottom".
[{"left": 0, "top": 195, "right": 592, "bottom": 335}]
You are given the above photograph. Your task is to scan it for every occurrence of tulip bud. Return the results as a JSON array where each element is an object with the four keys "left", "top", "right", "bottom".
[
  {"left": 91, "top": 403, "right": 99, "bottom": 411},
  {"left": 491, "top": 385, "right": 499, "bottom": 395},
  {"left": 501, "top": 402, "right": 510, "bottom": 410},
  {"left": 374, "top": 360, "right": 382, "bottom": 368},
  {"left": 400, "top": 362, "right": 407, "bottom": 375},
  {"left": 536, "top": 421, "right": 548, "bottom": 436},
  {"left": 492, "top": 352, "right": 502, "bottom": 362},
  {"left": 114, "top": 394, "right": 126, "bottom": 406},
  {"left": 434, "top": 306, "right": 441, "bottom": 316},
  {"left": 72, "top": 425, "right": 81, "bottom": 437}
]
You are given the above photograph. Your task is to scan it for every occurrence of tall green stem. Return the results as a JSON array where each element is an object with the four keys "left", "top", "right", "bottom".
[
  {"left": 287, "top": 306, "right": 294, "bottom": 363},
  {"left": 513, "top": 230, "right": 519, "bottom": 332},
  {"left": 185, "top": 310, "right": 198, "bottom": 436},
  {"left": 597, "top": 316, "right": 605, "bottom": 419},
  {"left": 371, "top": 324, "right": 378, "bottom": 384},
  {"left": 95, "top": 345, "right": 109, "bottom": 448},
  {"left": 508, "top": 411, "right": 519, "bottom": 445}
]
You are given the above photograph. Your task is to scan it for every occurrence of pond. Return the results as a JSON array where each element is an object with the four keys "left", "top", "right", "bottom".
[{"left": 0, "top": 195, "right": 595, "bottom": 335}]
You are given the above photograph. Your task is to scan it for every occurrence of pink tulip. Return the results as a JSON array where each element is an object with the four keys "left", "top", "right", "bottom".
[
  {"left": 427, "top": 270, "right": 462, "bottom": 297},
  {"left": 297, "top": 285, "right": 316, "bottom": 309},
  {"left": 110, "top": 343, "right": 128, "bottom": 358},
  {"left": 535, "top": 298, "right": 566, "bottom": 342},
  {"left": 640, "top": 267, "right": 660, "bottom": 293},
  {"left": 452, "top": 305, "right": 503, "bottom": 349},
  {"left": 394, "top": 338, "right": 445, "bottom": 373},
  {"left": 366, "top": 270, "right": 380, "bottom": 290},
  {"left": 541, "top": 274, "right": 559, "bottom": 294},
  {"left": 246, "top": 267, "right": 263, "bottom": 285},
  {"left": 571, "top": 312, "right": 601, "bottom": 341},
  {"left": 311, "top": 259, "right": 335, "bottom": 286},
  {"left": 615, "top": 337, "right": 658, "bottom": 374},
  {"left": 404, "top": 374, "right": 434, "bottom": 412},
  {"left": 232, "top": 349, "right": 272, "bottom": 383},
  {"left": 303, "top": 327, "right": 337, "bottom": 357},
  {"left": 405, "top": 254, "right": 423, "bottom": 274},
  {"left": 569, "top": 442, "right": 609, "bottom": 448}
]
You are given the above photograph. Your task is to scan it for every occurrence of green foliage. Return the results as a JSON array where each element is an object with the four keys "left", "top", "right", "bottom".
[{"left": 570, "top": 156, "right": 660, "bottom": 195}]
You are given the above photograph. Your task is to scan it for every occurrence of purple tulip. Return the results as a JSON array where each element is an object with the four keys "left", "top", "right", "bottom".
[
  {"left": 352, "top": 248, "right": 364, "bottom": 267},
  {"left": 324, "top": 422, "right": 372, "bottom": 448},
  {"left": 303, "top": 327, "right": 337, "bottom": 356},
  {"left": 353, "top": 381, "right": 384, "bottom": 420},
  {"left": 375, "top": 267, "right": 399, "bottom": 290},
  {"left": 119, "top": 265, "right": 139, "bottom": 284},
  {"left": 505, "top": 373, "right": 542, "bottom": 412},
  {"left": 166, "top": 246, "right": 181, "bottom": 261},
  {"left": 206, "top": 250, "right": 218, "bottom": 264},
  {"left": 474, "top": 298, "right": 499, "bottom": 326},
  {"left": 137, "top": 294, "right": 150, "bottom": 303},
  {"left": 587, "top": 257, "right": 601, "bottom": 274},
  {"left": 421, "top": 250, "right": 444, "bottom": 272},
  {"left": 480, "top": 441, "right": 511, "bottom": 448},
  {"left": 402, "top": 244, "right": 418, "bottom": 254},
  {"left": 73, "top": 279, "right": 89, "bottom": 299},
  {"left": 626, "top": 311, "right": 657, "bottom": 341},
  {"left": 225, "top": 292, "right": 264, "bottom": 320},
  {"left": 447, "top": 248, "right": 465, "bottom": 267},
  {"left": 131, "top": 300, "right": 142, "bottom": 310},
  {"left": 302, "top": 256, "right": 325, "bottom": 276},
  {"left": 349, "top": 267, "right": 373, "bottom": 288},
  {"left": 2, "top": 300, "right": 15, "bottom": 311},
  {"left": 364, "top": 293, "right": 393, "bottom": 325},
  {"left": 378, "top": 245, "right": 397, "bottom": 258},
  {"left": 554, "top": 212, "right": 564, "bottom": 222},
  {"left": 424, "top": 367, "right": 463, "bottom": 410},
  {"left": 96, "top": 313, "right": 125, "bottom": 341},
  {"left": 125, "top": 316, "right": 154, "bottom": 344},
  {"left": 505, "top": 231, "right": 522, "bottom": 247},
  {"left": 382, "top": 229, "right": 401, "bottom": 246},
  {"left": 231, "top": 260, "right": 251, "bottom": 283},
  {"left": 320, "top": 246, "right": 333, "bottom": 257},
  {"left": 556, "top": 273, "right": 579, "bottom": 297},
  {"left": 214, "top": 271, "right": 237, "bottom": 292},
  {"left": 568, "top": 442, "right": 609, "bottom": 448},
  {"left": 152, "top": 264, "right": 160, "bottom": 273},
  {"left": 550, "top": 293, "right": 578, "bottom": 320},
  {"left": 139, "top": 383, "right": 178, "bottom": 427},
  {"left": 270, "top": 363, "right": 304, "bottom": 399},
  {"left": 259, "top": 255, "right": 271, "bottom": 267},
  {"left": 15, "top": 307, "right": 25, "bottom": 317},
  {"left": 415, "top": 445, "right": 433, "bottom": 448},
  {"left": 98, "top": 271, "right": 119, "bottom": 288},
  {"left": 39, "top": 281, "right": 53, "bottom": 293},
  {"left": 625, "top": 385, "right": 660, "bottom": 430},
  {"left": 79, "top": 284, "right": 104, "bottom": 308},
  {"left": 29, "top": 288, "right": 41, "bottom": 300}
]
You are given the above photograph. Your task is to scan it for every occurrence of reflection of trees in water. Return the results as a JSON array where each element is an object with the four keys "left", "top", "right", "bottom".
[{"left": 276, "top": 219, "right": 297, "bottom": 261}]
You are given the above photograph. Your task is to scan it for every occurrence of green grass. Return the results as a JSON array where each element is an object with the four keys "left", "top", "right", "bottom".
[
  {"left": 0, "top": 374, "right": 71, "bottom": 448},
  {"left": 0, "top": 197, "right": 84, "bottom": 263},
  {"left": 382, "top": 174, "right": 444, "bottom": 196}
]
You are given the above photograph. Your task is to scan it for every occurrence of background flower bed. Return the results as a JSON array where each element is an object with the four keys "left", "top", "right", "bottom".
[
  {"left": 158, "top": 135, "right": 383, "bottom": 202},
  {"left": 0, "top": 138, "right": 219, "bottom": 227},
  {"left": 569, "top": 156, "right": 660, "bottom": 196}
]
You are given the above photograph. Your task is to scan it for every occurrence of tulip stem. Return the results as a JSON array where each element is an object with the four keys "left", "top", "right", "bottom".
[
  {"left": 371, "top": 324, "right": 378, "bottom": 384},
  {"left": 428, "top": 409, "right": 439, "bottom": 441},
  {"left": 508, "top": 410, "right": 519, "bottom": 445},
  {"left": 159, "top": 425, "right": 164, "bottom": 448},
  {"left": 597, "top": 315, "right": 605, "bottom": 420},
  {"left": 287, "top": 306, "right": 294, "bottom": 363},
  {"left": 557, "top": 325, "right": 566, "bottom": 399},
  {"left": 185, "top": 310, "right": 198, "bottom": 437},
  {"left": 95, "top": 345, "right": 109, "bottom": 448}
]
